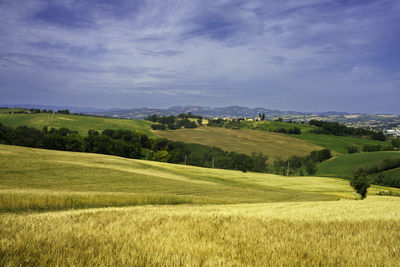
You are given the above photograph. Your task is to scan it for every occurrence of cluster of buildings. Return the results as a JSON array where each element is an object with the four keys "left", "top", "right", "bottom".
[{"left": 385, "top": 129, "right": 400, "bottom": 137}]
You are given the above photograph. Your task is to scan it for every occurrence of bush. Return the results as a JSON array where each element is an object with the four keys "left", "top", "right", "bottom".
[
  {"left": 347, "top": 144, "right": 360, "bottom": 154},
  {"left": 152, "top": 150, "right": 170, "bottom": 162}
]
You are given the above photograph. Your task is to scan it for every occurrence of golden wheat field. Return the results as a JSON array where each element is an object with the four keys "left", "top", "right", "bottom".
[
  {"left": 1, "top": 144, "right": 400, "bottom": 266},
  {"left": 1, "top": 198, "right": 400, "bottom": 266}
]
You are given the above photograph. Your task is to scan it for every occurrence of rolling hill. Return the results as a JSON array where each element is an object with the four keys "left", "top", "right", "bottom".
[
  {"left": 2, "top": 144, "right": 400, "bottom": 213},
  {"left": 292, "top": 133, "right": 391, "bottom": 154},
  {"left": 1, "top": 144, "right": 400, "bottom": 266},
  {"left": 0, "top": 112, "right": 155, "bottom": 137},
  {"left": 155, "top": 127, "right": 325, "bottom": 162},
  {"left": 316, "top": 151, "right": 400, "bottom": 178}
]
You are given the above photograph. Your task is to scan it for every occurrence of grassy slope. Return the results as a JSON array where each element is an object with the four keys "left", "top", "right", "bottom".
[
  {"left": 2, "top": 144, "right": 400, "bottom": 213},
  {"left": 317, "top": 151, "right": 400, "bottom": 178},
  {"left": 380, "top": 167, "right": 400, "bottom": 180},
  {"left": 1, "top": 145, "right": 400, "bottom": 265},
  {"left": 0, "top": 113, "right": 155, "bottom": 137},
  {"left": 292, "top": 133, "right": 391, "bottom": 154},
  {"left": 156, "top": 127, "right": 324, "bottom": 161}
]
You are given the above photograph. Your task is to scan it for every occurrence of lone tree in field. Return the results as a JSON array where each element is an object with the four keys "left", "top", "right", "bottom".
[{"left": 350, "top": 171, "right": 371, "bottom": 199}]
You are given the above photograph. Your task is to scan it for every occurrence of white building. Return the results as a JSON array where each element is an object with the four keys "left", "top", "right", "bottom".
[{"left": 386, "top": 129, "right": 400, "bottom": 137}]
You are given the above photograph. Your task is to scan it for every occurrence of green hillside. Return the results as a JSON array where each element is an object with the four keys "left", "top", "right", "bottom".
[
  {"left": 317, "top": 151, "right": 400, "bottom": 178},
  {"left": 156, "top": 127, "right": 324, "bottom": 162},
  {"left": 292, "top": 133, "right": 391, "bottom": 154},
  {"left": 0, "top": 113, "right": 155, "bottom": 137}
]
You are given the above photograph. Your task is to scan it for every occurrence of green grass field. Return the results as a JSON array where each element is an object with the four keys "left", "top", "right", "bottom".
[
  {"left": 317, "top": 151, "right": 400, "bottom": 178},
  {"left": 292, "top": 133, "right": 391, "bottom": 154},
  {"left": 156, "top": 127, "right": 324, "bottom": 162},
  {"left": 1, "top": 144, "right": 400, "bottom": 265},
  {"left": 0, "top": 112, "right": 156, "bottom": 137}
]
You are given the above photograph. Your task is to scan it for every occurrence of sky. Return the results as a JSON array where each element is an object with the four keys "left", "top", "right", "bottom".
[{"left": 0, "top": 0, "right": 399, "bottom": 113}]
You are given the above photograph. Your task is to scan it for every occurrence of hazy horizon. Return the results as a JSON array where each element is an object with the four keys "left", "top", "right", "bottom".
[{"left": 2, "top": 103, "right": 400, "bottom": 115}]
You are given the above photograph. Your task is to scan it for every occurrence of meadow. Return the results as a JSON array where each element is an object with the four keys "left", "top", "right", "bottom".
[
  {"left": 0, "top": 144, "right": 344, "bottom": 212},
  {"left": 156, "top": 127, "right": 323, "bottom": 162},
  {"left": 0, "top": 112, "right": 155, "bottom": 137},
  {"left": 292, "top": 132, "right": 391, "bottom": 154},
  {"left": 317, "top": 151, "right": 400, "bottom": 178}
]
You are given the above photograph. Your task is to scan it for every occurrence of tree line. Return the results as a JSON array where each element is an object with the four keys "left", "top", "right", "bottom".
[
  {"left": 309, "top": 120, "right": 386, "bottom": 140},
  {"left": 272, "top": 149, "right": 332, "bottom": 176},
  {"left": 146, "top": 113, "right": 200, "bottom": 130},
  {"left": 347, "top": 141, "right": 398, "bottom": 153},
  {"left": 0, "top": 123, "right": 269, "bottom": 173}
]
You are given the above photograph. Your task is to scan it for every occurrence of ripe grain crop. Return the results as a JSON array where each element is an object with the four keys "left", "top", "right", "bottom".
[{"left": 1, "top": 197, "right": 399, "bottom": 266}]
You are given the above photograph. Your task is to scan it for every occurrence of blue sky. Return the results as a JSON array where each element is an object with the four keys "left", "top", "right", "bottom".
[{"left": 0, "top": 0, "right": 399, "bottom": 113}]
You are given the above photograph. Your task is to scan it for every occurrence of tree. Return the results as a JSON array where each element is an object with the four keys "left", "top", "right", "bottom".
[
  {"left": 371, "top": 131, "right": 386, "bottom": 141},
  {"left": 350, "top": 172, "right": 371, "bottom": 199},
  {"left": 306, "top": 161, "right": 317, "bottom": 175},
  {"left": 392, "top": 138, "right": 400, "bottom": 149}
]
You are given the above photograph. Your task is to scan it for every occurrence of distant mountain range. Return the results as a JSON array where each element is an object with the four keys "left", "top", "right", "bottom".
[{"left": 89, "top": 105, "right": 322, "bottom": 119}]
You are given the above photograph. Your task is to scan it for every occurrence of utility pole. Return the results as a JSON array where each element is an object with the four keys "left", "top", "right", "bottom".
[
  {"left": 212, "top": 156, "right": 214, "bottom": 168},
  {"left": 286, "top": 161, "right": 290, "bottom": 176},
  {"left": 184, "top": 154, "right": 187, "bottom": 165}
]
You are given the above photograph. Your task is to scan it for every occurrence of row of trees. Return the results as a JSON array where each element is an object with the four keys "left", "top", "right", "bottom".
[
  {"left": 147, "top": 113, "right": 200, "bottom": 130},
  {"left": 309, "top": 120, "right": 386, "bottom": 140},
  {"left": 0, "top": 123, "right": 269, "bottom": 173},
  {"left": 347, "top": 142, "right": 398, "bottom": 153},
  {"left": 272, "top": 149, "right": 332, "bottom": 176},
  {"left": 207, "top": 119, "right": 302, "bottom": 134}
]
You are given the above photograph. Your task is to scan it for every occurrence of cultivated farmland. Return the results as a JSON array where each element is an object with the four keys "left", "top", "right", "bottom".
[
  {"left": 155, "top": 127, "right": 324, "bottom": 162},
  {"left": 1, "top": 144, "right": 400, "bottom": 265}
]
